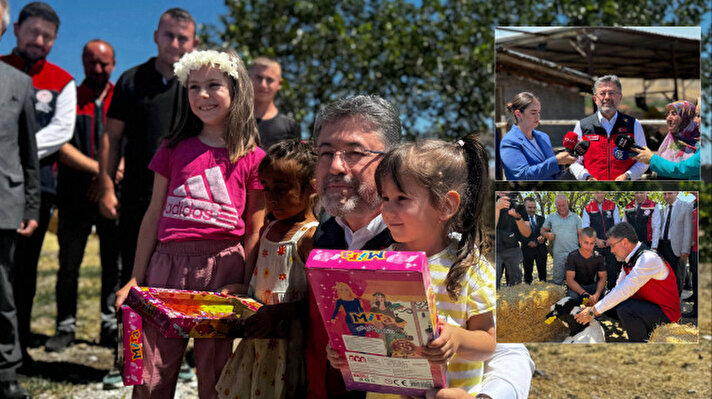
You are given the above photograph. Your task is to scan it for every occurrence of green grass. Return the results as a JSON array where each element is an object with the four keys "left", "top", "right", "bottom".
[{"left": 23, "top": 229, "right": 111, "bottom": 396}]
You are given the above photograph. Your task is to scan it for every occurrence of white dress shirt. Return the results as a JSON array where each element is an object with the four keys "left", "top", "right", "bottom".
[
  {"left": 660, "top": 199, "right": 677, "bottom": 241},
  {"left": 593, "top": 242, "right": 668, "bottom": 315},
  {"left": 334, "top": 214, "right": 387, "bottom": 250},
  {"left": 477, "top": 344, "right": 534, "bottom": 399},
  {"left": 569, "top": 110, "right": 648, "bottom": 180},
  {"left": 649, "top": 203, "right": 662, "bottom": 249},
  {"left": 36, "top": 80, "right": 76, "bottom": 159}
]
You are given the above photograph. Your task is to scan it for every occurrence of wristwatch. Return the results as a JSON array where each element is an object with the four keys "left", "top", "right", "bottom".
[{"left": 588, "top": 307, "right": 596, "bottom": 318}]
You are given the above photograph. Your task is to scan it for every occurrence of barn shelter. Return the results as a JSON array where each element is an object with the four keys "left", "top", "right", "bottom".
[
  {"left": 494, "top": 27, "right": 701, "bottom": 179},
  {"left": 496, "top": 26, "right": 700, "bottom": 103}
]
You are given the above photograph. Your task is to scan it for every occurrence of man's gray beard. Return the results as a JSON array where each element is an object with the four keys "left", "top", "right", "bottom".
[
  {"left": 320, "top": 182, "right": 381, "bottom": 217},
  {"left": 600, "top": 104, "right": 616, "bottom": 115}
]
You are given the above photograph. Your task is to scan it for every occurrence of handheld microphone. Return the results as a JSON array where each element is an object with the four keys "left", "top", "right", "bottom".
[
  {"left": 573, "top": 140, "right": 590, "bottom": 156},
  {"left": 563, "top": 131, "right": 579, "bottom": 155},
  {"left": 613, "top": 146, "right": 629, "bottom": 160},
  {"left": 614, "top": 135, "right": 642, "bottom": 151}
]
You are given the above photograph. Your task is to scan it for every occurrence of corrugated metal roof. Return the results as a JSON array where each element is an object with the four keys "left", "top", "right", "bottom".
[{"left": 496, "top": 26, "right": 700, "bottom": 80}]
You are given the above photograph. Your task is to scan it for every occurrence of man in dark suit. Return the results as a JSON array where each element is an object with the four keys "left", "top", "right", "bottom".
[
  {"left": 307, "top": 95, "right": 400, "bottom": 399},
  {"left": 0, "top": 1, "right": 41, "bottom": 397},
  {"left": 658, "top": 191, "right": 693, "bottom": 295},
  {"left": 1, "top": 2, "right": 75, "bottom": 369},
  {"left": 307, "top": 96, "right": 535, "bottom": 399},
  {"left": 521, "top": 196, "right": 547, "bottom": 284}
]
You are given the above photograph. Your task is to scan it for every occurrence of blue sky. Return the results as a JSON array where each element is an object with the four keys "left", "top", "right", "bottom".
[
  {"left": 2, "top": 1, "right": 708, "bottom": 164},
  {"left": 0, "top": 0, "right": 227, "bottom": 79}
]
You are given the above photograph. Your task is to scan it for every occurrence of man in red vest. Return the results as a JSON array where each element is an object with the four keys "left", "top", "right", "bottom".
[
  {"left": 47, "top": 39, "right": 120, "bottom": 354},
  {"left": 582, "top": 192, "right": 620, "bottom": 290},
  {"left": 1, "top": 1, "right": 75, "bottom": 372},
  {"left": 575, "top": 222, "right": 680, "bottom": 342},
  {"left": 569, "top": 75, "right": 648, "bottom": 181},
  {"left": 623, "top": 192, "right": 660, "bottom": 251}
]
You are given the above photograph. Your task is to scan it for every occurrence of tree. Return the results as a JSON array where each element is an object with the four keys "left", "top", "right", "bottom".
[
  {"left": 202, "top": 0, "right": 494, "bottom": 142},
  {"left": 202, "top": 0, "right": 708, "bottom": 147}
]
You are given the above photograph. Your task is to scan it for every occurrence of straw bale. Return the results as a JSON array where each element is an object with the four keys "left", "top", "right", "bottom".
[
  {"left": 648, "top": 323, "right": 698, "bottom": 343},
  {"left": 497, "top": 281, "right": 566, "bottom": 343}
]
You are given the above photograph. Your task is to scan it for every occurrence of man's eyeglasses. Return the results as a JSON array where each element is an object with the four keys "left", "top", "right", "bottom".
[
  {"left": 597, "top": 91, "right": 620, "bottom": 98},
  {"left": 608, "top": 238, "right": 624, "bottom": 248},
  {"left": 317, "top": 148, "right": 385, "bottom": 166}
]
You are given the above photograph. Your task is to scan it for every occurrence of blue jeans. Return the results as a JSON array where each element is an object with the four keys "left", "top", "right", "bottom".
[{"left": 566, "top": 283, "right": 599, "bottom": 304}]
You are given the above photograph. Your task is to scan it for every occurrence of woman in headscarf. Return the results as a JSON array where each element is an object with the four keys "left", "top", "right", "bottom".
[
  {"left": 657, "top": 100, "right": 700, "bottom": 162},
  {"left": 632, "top": 99, "right": 700, "bottom": 179}
]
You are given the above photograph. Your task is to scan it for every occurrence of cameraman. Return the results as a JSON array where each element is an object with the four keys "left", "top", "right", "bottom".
[{"left": 496, "top": 192, "right": 531, "bottom": 288}]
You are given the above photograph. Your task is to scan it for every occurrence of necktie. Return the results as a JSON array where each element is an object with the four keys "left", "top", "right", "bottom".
[
  {"left": 663, "top": 204, "right": 672, "bottom": 240},
  {"left": 530, "top": 216, "right": 536, "bottom": 235}
]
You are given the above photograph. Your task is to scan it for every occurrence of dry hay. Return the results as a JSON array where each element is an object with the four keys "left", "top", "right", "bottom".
[
  {"left": 497, "top": 281, "right": 566, "bottom": 343},
  {"left": 648, "top": 322, "right": 698, "bottom": 343}
]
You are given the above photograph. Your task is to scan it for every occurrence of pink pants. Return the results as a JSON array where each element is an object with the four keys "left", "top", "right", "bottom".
[{"left": 133, "top": 239, "right": 245, "bottom": 399}]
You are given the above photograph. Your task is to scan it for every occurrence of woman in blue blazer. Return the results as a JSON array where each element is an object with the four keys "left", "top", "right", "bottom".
[{"left": 499, "top": 92, "right": 576, "bottom": 180}]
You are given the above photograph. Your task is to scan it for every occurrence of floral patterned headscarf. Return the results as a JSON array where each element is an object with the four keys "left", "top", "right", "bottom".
[{"left": 658, "top": 100, "right": 699, "bottom": 162}]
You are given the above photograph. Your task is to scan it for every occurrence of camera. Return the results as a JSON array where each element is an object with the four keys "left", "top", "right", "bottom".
[{"left": 497, "top": 192, "right": 520, "bottom": 209}]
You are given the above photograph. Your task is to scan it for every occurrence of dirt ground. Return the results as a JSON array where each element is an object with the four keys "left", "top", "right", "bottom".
[
  {"left": 525, "top": 260, "right": 711, "bottom": 398},
  {"left": 18, "top": 233, "right": 712, "bottom": 398}
]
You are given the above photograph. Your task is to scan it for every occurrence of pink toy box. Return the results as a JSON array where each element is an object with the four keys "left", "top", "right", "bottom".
[
  {"left": 306, "top": 249, "right": 446, "bottom": 396},
  {"left": 119, "top": 305, "right": 143, "bottom": 385},
  {"left": 120, "top": 287, "right": 262, "bottom": 385},
  {"left": 125, "top": 286, "right": 262, "bottom": 339}
]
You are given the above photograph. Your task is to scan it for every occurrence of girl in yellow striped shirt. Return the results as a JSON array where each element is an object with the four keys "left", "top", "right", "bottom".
[{"left": 375, "top": 135, "right": 496, "bottom": 397}]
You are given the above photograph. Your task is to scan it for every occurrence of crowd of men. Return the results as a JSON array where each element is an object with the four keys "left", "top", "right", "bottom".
[
  {"left": 496, "top": 191, "right": 698, "bottom": 342},
  {"left": 0, "top": 2, "right": 300, "bottom": 397},
  {"left": 0, "top": 2, "right": 540, "bottom": 399}
]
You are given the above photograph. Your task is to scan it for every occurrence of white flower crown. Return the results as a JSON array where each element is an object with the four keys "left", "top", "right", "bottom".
[{"left": 173, "top": 50, "right": 240, "bottom": 85}]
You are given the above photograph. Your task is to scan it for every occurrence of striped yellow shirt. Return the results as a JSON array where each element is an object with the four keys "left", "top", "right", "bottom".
[{"left": 427, "top": 243, "right": 496, "bottom": 396}]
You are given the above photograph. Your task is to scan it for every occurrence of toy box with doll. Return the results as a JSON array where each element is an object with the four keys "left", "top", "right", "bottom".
[{"left": 306, "top": 249, "right": 446, "bottom": 396}]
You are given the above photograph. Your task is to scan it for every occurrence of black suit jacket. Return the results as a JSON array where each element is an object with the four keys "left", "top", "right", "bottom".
[
  {"left": 520, "top": 213, "right": 546, "bottom": 251},
  {"left": 0, "top": 62, "right": 40, "bottom": 229},
  {"left": 314, "top": 216, "right": 393, "bottom": 250}
]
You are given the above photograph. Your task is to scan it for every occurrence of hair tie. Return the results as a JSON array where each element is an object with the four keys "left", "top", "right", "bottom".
[{"left": 457, "top": 140, "right": 465, "bottom": 147}]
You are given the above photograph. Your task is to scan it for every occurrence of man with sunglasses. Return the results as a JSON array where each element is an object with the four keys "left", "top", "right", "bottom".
[
  {"left": 575, "top": 222, "right": 680, "bottom": 342},
  {"left": 569, "top": 75, "right": 647, "bottom": 181}
]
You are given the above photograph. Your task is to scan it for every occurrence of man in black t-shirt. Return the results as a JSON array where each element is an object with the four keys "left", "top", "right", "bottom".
[
  {"left": 249, "top": 57, "right": 300, "bottom": 149},
  {"left": 97, "top": 8, "right": 197, "bottom": 285},
  {"left": 565, "top": 227, "right": 607, "bottom": 305},
  {"left": 495, "top": 192, "right": 531, "bottom": 288},
  {"left": 95, "top": 8, "right": 198, "bottom": 388}
]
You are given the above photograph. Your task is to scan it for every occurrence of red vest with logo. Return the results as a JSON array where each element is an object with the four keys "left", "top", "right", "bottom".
[
  {"left": 585, "top": 199, "right": 616, "bottom": 239},
  {"left": 623, "top": 246, "right": 680, "bottom": 323},
  {"left": 579, "top": 112, "right": 636, "bottom": 180},
  {"left": 624, "top": 199, "right": 656, "bottom": 243},
  {"left": 1, "top": 53, "right": 74, "bottom": 194}
]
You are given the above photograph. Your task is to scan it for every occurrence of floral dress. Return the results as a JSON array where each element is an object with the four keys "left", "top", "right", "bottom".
[{"left": 216, "top": 220, "right": 318, "bottom": 399}]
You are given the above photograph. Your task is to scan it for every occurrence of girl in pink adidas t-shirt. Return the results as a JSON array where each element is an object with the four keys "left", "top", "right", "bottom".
[{"left": 115, "top": 49, "right": 266, "bottom": 399}]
